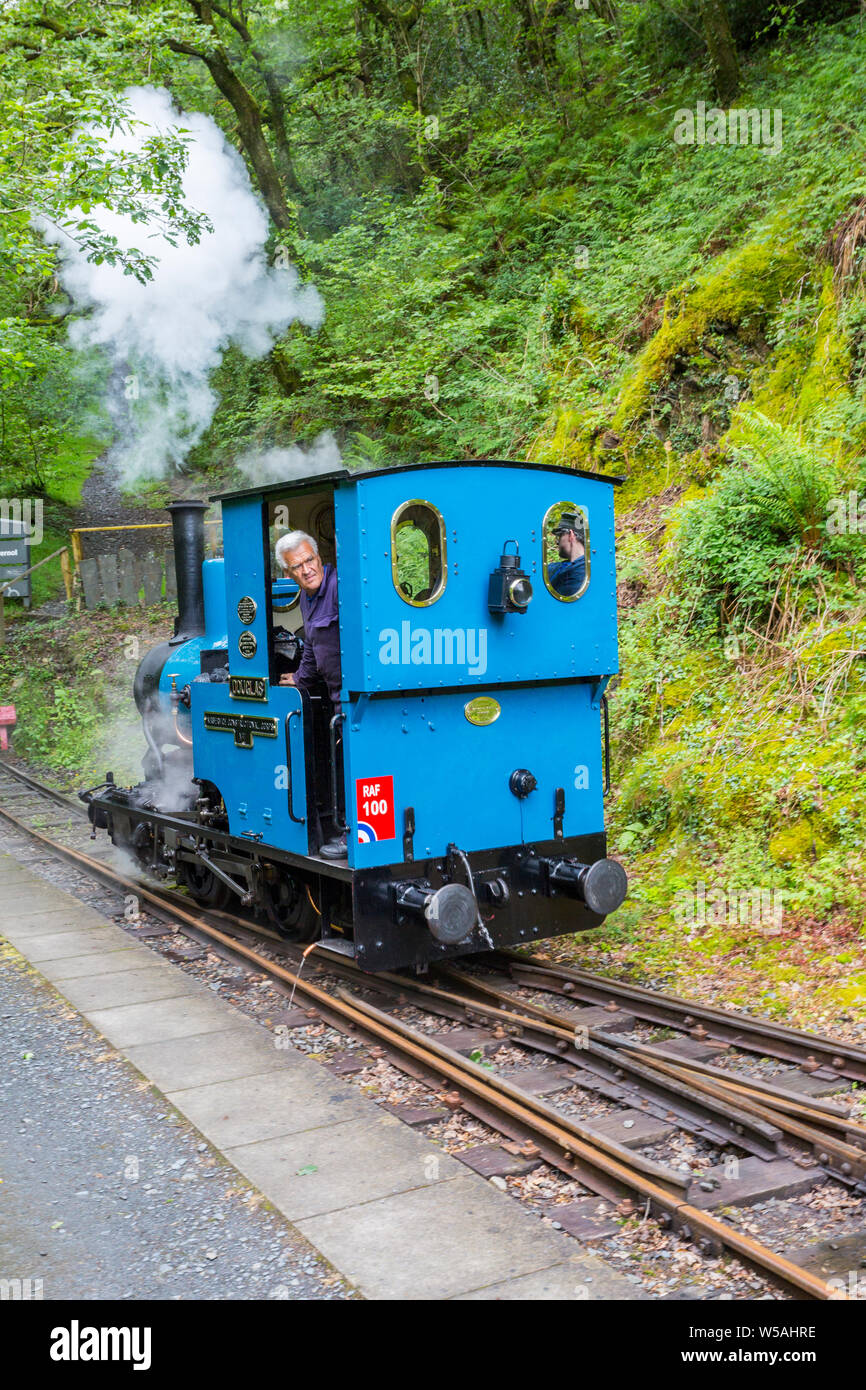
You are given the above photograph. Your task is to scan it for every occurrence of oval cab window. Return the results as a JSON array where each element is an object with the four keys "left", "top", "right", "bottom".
[
  {"left": 543, "top": 502, "right": 590, "bottom": 601},
  {"left": 391, "top": 500, "right": 446, "bottom": 606}
]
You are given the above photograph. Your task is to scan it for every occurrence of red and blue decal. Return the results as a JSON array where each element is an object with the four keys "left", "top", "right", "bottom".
[{"left": 355, "top": 776, "right": 395, "bottom": 843}]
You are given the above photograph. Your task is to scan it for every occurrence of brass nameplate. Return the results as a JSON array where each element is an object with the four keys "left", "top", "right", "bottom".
[
  {"left": 204, "top": 711, "right": 278, "bottom": 749},
  {"left": 229, "top": 675, "right": 267, "bottom": 701},
  {"left": 464, "top": 696, "right": 501, "bottom": 726},
  {"left": 237, "top": 595, "right": 257, "bottom": 624}
]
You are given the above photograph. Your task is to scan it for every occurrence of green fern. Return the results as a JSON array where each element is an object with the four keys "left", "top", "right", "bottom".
[{"left": 727, "top": 411, "right": 836, "bottom": 548}]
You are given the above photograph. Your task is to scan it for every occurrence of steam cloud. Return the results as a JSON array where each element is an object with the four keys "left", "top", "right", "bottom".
[
  {"left": 236, "top": 431, "right": 343, "bottom": 486},
  {"left": 42, "top": 86, "right": 325, "bottom": 487}
]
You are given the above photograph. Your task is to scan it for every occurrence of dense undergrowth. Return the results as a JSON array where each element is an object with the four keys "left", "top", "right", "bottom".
[{"left": 0, "top": 607, "right": 163, "bottom": 783}]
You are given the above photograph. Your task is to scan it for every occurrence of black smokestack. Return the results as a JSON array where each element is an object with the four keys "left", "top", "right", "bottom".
[{"left": 168, "top": 500, "right": 208, "bottom": 645}]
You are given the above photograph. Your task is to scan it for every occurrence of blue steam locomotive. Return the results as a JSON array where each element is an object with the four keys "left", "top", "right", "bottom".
[{"left": 82, "top": 460, "right": 627, "bottom": 972}]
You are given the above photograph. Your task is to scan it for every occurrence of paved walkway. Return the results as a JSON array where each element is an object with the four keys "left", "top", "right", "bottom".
[
  {"left": 0, "top": 944, "right": 353, "bottom": 1300},
  {"left": 0, "top": 852, "right": 637, "bottom": 1300}
]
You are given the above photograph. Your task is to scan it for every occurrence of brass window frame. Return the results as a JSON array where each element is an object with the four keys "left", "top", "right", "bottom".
[
  {"left": 390, "top": 498, "right": 447, "bottom": 608},
  {"left": 542, "top": 501, "right": 590, "bottom": 603},
  {"left": 271, "top": 584, "right": 301, "bottom": 613}
]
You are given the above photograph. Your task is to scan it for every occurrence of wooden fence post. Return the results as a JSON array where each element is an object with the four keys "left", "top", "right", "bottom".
[
  {"left": 79, "top": 557, "right": 101, "bottom": 609},
  {"left": 117, "top": 547, "right": 139, "bottom": 605},
  {"left": 59, "top": 548, "right": 73, "bottom": 601},
  {"left": 142, "top": 553, "right": 162, "bottom": 606}
]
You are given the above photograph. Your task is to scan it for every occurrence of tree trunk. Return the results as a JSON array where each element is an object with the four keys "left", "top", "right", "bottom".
[
  {"left": 269, "top": 349, "right": 302, "bottom": 397},
  {"left": 513, "top": 0, "right": 566, "bottom": 77},
  {"left": 699, "top": 0, "right": 740, "bottom": 106},
  {"left": 167, "top": 38, "right": 297, "bottom": 235}
]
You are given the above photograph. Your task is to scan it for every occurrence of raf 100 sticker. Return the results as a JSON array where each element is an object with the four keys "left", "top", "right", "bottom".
[{"left": 355, "top": 777, "right": 396, "bottom": 843}]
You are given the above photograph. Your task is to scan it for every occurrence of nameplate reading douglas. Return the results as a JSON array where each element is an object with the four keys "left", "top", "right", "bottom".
[{"left": 203, "top": 711, "right": 277, "bottom": 748}]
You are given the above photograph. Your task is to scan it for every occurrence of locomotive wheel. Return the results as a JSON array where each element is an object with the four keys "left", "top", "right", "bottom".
[
  {"left": 264, "top": 872, "right": 319, "bottom": 942},
  {"left": 178, "top": 859, "right": 232, "bottom": 910},
  {"left": 131, "top": 821, "right": 156, "bottom": 872}
]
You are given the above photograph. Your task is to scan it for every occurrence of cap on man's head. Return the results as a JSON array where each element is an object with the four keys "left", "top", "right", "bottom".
[{"left": 552, "top": 511, "right": 583, "bottom": 536}]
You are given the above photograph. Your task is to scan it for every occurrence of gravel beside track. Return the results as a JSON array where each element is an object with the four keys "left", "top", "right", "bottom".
[{"left": 0, "top": 944, "right": 356, "bottom": 1301}]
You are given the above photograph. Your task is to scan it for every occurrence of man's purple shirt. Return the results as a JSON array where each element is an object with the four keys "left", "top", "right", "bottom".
[{"left": 293, "top": 563, "right": 342, "bottom": 709}]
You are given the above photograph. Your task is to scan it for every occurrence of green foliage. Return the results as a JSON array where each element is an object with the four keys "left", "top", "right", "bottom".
[
  {"left": 393, "top": 523, "right": 429, "bottom": 599},
  {"left": 614, "top": 229, "right": 807, "bottom": 430},
  {"left": 0, "top": 605, "right": 172, "bottom": 776},
  {"left": 0, "top": 322, "right": 107, "bottom": 497},
  {"left": 4, "top": 0, "right": 866, "bottom": 1010},
  {"left": 342, "top": 433, "right": 392, "bottom": 468},
  {"left": 0, "top": 661, "right": 104, "bottom": 768},
  {"left": 3, "top": 4, "right": 866, "bottom": 475},
  {"left": 672, "top": 401, "right": 866, "bottom": 628},
  {"left": 0, "top": 76, "right": 210, "bottom": 284}
]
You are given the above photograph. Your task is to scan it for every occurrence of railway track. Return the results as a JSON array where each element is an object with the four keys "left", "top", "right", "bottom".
[{"left": 1, "top": 757, "right": 864, "bottom": 1300}]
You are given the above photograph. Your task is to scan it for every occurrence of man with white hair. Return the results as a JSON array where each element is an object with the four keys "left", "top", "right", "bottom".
[{"left": 275, "top": 530, "right": 346, "bottom": 859}]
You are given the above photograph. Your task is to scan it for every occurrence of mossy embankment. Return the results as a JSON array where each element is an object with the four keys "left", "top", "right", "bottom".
[
  {"left": 540, "top": 196, "right": 866, "bottom": 1030},
  {"left": 510, "top": 27, "right": 866, "bottom": 1028}
]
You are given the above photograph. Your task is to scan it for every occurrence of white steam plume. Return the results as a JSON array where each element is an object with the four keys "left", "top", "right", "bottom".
[
  {"left": 236, "top": 431, "right": 343, "bottom": 486},
  {"left": 42, "top": 86, "right": 324, "bottom": 487}
]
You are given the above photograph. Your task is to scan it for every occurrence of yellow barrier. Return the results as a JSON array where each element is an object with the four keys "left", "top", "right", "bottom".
[{"left": 69, "top": 520, "right": 222, "bottom": 569}]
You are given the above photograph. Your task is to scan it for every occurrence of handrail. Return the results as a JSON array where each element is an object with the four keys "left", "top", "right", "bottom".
[
  {"left": 70, "top": 520, "right": 221, "bottom": 568},
  {"left": 285, "top": 710, "right": 305, "bottom": 824},
  {"left": 329, "top": 711, "right": 347, "bottom": 834}
]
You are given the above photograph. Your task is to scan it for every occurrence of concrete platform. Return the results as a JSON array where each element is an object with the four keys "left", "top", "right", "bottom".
[{"left": 0, "top": 852, "right": 639, "bottom": 1301}]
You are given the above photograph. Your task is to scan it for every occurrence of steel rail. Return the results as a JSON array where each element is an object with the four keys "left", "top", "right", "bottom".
[
  {"left": 5, "top": 756, "right": 861, "bottom": 1094},
  {"left": 0, "top": 801, "right": 678, "bottom": 1200},
  {"left": 2, "top": 773, "right": 862, "bottom": 1183},
  {"left": 627, "top": 1051, "right": 866, "bottom": 1188},
  {"left": 694, "top": 1071, "right": 864, "bottom": 1135},
  {"left": 393, "top": 969, "right": 866, "bottom": 1183},
  {"left": 0, "top": 760, "right": 87, "bottom": 816},
  {"left": 440, "top": 964, "right": 866, "bottom": 1179},
  {"left": 499, "top": 952, "right": 866, "bottom": 1082},
  {"left": 267, "top": 943, "right": 866, "bottom": 1148},
  {"left": 0, "top": 784, "right": 853, "bottom": 1174},
  {"left": 444, "top": 964, "right": 865, "bottom": 1131},
  {"left": 607, "top": 1036, "right": 864, "bottom": 1133},
  {"left": 444, "top": 962, "right": 857, "bottom": 1114},
  {"left": 339, "top": 991, "right": 843, "bottom": 1301},
  {"left": 367, "top": 966, "right": 783, "bottom": 1158}
]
